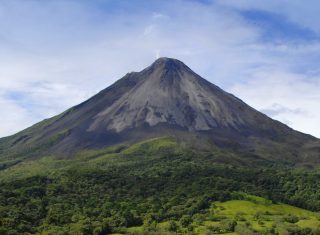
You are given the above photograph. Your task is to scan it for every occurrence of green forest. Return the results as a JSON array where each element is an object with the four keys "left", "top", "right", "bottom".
[{"left": 1, "top": 137, "right": 320, "bottom": 234}]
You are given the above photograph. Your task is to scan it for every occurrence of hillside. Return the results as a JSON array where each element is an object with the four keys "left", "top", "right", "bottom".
[{"left": 1, "top": 138, "right": 320, "bottom": 234}]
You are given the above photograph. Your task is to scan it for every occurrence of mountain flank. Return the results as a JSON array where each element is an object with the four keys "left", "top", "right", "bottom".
[{"left": 0, "top": 57, "right": 319, "bottom": 166}]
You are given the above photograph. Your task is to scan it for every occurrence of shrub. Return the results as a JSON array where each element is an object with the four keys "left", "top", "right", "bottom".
[
  {"left": 179, "top": 215, "right": 192, "bottom": 227},
  {"left": 284, "top": 214, "right": 299, "bottom": 223},
  {"left": 235, "top": 224, "right": 256, "bottom": 235},
  {"left": 287, "top": 227, "right": 312, "bottom": 235},
  {"left": 220, "top": 219, "right": 237, "bottom": 232},
  {"left": 168, "top": 221, "right": 178, "bottom": 232}
]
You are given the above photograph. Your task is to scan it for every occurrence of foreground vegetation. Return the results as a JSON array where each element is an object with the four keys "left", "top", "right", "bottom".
[
  {"left": 1, "top": 137, "right": 320, "bottom": 234},
  {"left": 114, "top": 194, "right": 320, "bottom": 235}
]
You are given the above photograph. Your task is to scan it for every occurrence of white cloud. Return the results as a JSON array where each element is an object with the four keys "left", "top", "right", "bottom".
[
  {"left": 230, "top": 71, "right": 320, "bottom": 137},
  {"left": 0, "top": 94, "right": 34, "bottom": 137},
  {"left": 218, "top": 0, "right": 320, "bottom": 33},
  {"left": 152, "top": 12, "right": 168, "bottom": 19}
]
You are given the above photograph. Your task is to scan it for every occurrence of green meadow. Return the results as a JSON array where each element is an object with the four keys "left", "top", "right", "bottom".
[{"left": 111, "top": 194, "right": 320, "bottom": 235}]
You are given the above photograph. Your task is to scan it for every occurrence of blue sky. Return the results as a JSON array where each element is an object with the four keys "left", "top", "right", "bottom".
[{"left": 0, "top": 0, "right": 320, "bottom": 137}]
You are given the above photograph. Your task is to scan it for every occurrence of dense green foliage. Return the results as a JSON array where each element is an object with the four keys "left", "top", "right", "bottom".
[{"left": 1, "top": 137, "right": 320, "bottom": 234}]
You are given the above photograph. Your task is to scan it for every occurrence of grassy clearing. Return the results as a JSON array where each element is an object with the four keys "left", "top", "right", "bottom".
[
  {"left": 109, "top": 195, "right": 320, "bottom": 234},
  {"left": 197, "top": 197, "right": 320, "bottom": 234},
  {"left": 121, "top": 137, "right": 181, "bottom": 156}
]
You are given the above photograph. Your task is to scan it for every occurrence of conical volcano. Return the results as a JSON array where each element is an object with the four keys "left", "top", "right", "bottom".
[
  {"left": 89, "top": 57, "right": 257, "bottom": 132},
  {"left": 0, "top": 58, "right": 319, "bottom": 165}
]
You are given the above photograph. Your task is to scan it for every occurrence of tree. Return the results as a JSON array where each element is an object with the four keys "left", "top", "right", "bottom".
[
  {"left": 168, "top": 221, "right": 178, "bottom": 232},
  {"left": 180, "top": 215, "right": 192, "bottom": 227}
]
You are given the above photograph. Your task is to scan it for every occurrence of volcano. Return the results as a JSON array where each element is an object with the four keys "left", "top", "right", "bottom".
[{"left": 0, "top": 57, "right": 319, "bottom": 166}]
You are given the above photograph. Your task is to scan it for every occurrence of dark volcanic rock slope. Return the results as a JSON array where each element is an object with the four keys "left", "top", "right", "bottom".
[
  {"left": 0, "top": 58, "right": 318, "bottom": 165},
  {"left": 89, "top": 58, "right": 266, "bottom": 132}
]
